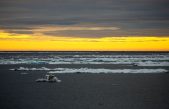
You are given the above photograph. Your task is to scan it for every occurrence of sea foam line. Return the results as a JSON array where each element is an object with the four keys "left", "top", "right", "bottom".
[
  {"left": 10, "top": 67, "right": 168, "bottom": 73},
  {"left": 48, "top": 68, "right": 167, "bottom": 74},
  {"left": 1, "top": 57, "right": 169, "bottom": 66}
]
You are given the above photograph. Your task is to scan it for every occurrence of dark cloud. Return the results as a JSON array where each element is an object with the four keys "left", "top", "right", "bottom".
[
  {"left": 44, "top": 30, "right": 116, "bottom": 38},
  {"left": 44, "top": 28, "right": 169, "bottom": 37},
  {"left": 0, "top": 0, "right": 169, "bottom": 37},
  {"left": 5, "top": 30, "right": 33, "bottom": 35}
]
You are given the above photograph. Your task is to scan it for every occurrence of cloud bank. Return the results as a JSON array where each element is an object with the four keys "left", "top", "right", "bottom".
[{"left": 0, "top": 0, "right": 169, "bottom": 37}]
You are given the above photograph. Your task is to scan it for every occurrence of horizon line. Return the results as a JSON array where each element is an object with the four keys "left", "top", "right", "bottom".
[{"left": 0, "top": 51, "right": 169, "bottom": 52}]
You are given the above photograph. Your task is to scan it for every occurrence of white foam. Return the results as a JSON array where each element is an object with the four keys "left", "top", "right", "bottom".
[
  {"left": 1, "top": 54, "right": 169, "bottom": 67},
  {"left": 137, "top": 62, "right": 169, "bottom": 66},
  {"left": 48, "top": 68, "right": 167, "bottom": 74},
  {"left": 10, "top": 67, "right": 168, "bottom": 73},
  {"left": 3, "top": 60, "right": 169, "bottom": 67},
  {"left": 10, "top": 67, "right": 66, "bottom": 71}
]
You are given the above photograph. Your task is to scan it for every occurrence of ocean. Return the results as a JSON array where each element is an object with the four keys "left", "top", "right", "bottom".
[
  {"left": 0, "top": 51, "right": 169, "bottom": 109},
  {"left": 0, "top": 51, "right": 169, "bottom": 73}
]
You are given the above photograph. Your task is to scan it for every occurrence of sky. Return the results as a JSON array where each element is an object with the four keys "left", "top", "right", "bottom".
[{"left": 0, "top": 0, "right": 169, "bottom": 51}]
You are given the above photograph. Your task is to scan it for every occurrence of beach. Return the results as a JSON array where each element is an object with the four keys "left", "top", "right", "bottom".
[{"left": 0, "top": 65, "right": 169, "bottom": 109}]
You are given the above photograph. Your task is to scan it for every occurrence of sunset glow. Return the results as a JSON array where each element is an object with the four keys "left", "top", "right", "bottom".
[
  {"left": 0, "top": 0, "right": 169, "bottom": 51},
  {"left": 0, "top": 31, "right": 169, "bottom": 51}
]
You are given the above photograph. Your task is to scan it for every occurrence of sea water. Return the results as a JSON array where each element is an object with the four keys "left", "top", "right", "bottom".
[{"left": 0, "top": 51, "right": 169, "bottom": 73}]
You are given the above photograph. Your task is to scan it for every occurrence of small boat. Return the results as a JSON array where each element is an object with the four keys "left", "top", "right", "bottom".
[{"left": 36, "top": 74, "right": 61, "bottom": 82}]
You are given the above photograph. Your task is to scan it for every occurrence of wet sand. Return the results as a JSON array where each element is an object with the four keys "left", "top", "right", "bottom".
[{"left": 0, "top": 66, "right": 169, "bottom": 109}]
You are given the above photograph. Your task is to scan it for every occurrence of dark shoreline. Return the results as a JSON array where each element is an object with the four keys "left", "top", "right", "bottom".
[{"left": 0, "top": 69, "right": 169, "bottom": 109}]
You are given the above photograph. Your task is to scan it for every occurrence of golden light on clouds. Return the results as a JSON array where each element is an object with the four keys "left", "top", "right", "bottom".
[
  {"left": 32, "top": 26, "right": 120, "bottom": 31},
  {"left": 0, "top": 30, "right": 169, "bottom": 51},
  {"left": 0, "top": 0, "right": 169, "bottom": 52},
  {"left": 0, "top": 31, "right": 32, "bottom": 39}
]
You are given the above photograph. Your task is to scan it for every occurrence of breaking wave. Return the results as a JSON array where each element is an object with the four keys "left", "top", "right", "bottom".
[
  {"left": 2, "top": 52, "right": 168, "bottom": 74},
  {"left": 10, "top": 67, "right": 168, "bottom": 73},
  {"left": 1, "top": 54, "right": 169, "bottom": 67}
]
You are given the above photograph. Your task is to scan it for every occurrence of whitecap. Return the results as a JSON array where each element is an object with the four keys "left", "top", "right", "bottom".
[
  {"left": 48, "top": 68, "right": 167, "bottom": 74},
  {"left": 10, "top": 67, "right": 168, "bottom": 73}
]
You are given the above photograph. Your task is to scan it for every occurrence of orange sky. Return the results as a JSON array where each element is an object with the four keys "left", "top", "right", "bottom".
[
  {"left": 1, "top": 0, "right": 169, "bottom": 51},
  {"left": 0, "top": 31, "right": 169, "bottom": 51}
]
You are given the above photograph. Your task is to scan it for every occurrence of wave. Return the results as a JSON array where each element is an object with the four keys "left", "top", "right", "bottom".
[
  {"left": 136, "top": 61, "right": 169, "bottom": 66},
  {"left": 1, "top": 54, "right": 169, "bottom": 67},
  {"left": 10, "top": 67, "right": 168, "bottom": 73},
  {"left": 2, "top": 60, "right": 169, "bottom": 67},
  {"left": 48, "top": 68, "right": 167, "bottom": 74}
]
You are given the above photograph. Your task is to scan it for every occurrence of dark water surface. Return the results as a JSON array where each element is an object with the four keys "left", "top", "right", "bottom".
[
  {"left": 0, "top": 71, "right": 169, "bottom": 109},
  {"left": 0, "top": 52, "right": 169, "bottom": 109}
]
